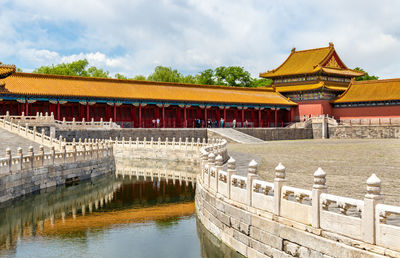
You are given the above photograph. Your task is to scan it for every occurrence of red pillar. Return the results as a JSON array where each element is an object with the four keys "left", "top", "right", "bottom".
[
  {"left": 162, "top": 105, "right": 165, "bottom": 128},
  {"left": 57, "top": 101, "right": 61, "bottom": 120},
  {"left": 184, "top": 105, "right": 187, "bottom": 128},
  {"left": 113, "top": 104, "right": 117, "bottom": 122},
  {"left": 86, "top": 103, "right": 89, "bottom": 121},
  {"left": 274, "top": 109, "right": 278, "bottom": 127},
  {"left": 258, "top": 109, "right": 261, "bottom": 127},
  {"left": 241, "top": 108, "right": 244, "bottom": 125},
  {"left": 267, "top": 110, "right": 271, "bottom": 127},
  {"left": 223, "top": 107, "right": 226, "bottom": 127},
  {"left": 139, "top": 104, "right": 142, "bottom": 128},
  {"left": 25, "top": 101, "right": 29, "bottom": 116},
  {"left": 204, "top": 107, "right": 207, "bottom": 127},
  {"left": 131, "top": 106, "right": 135, "bottom": 128}
]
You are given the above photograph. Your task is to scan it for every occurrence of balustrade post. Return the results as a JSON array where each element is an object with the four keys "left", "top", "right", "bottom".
[
  {"left": 247, "top": 160, "right": 258, "bottom": 206},
  {"left": 6, "top": 148, "right": 11, "bottom": 173},
  {"left": 72, "top": 143, "right": 77, "bottom": 162},
  {"left": 39, "top": 145, "right": 44, "bottom": 166},
  {"left": 207, "top": 152, "right": 215, "bottom": 188},
  {"left": 25, "top": 123, "right": 29, "bottom": 137},
  {"left": 41, "top": 128, "right": 45, "bottom": 144},
  {"left": 32, "top": 126, "right": 36, "bottom": 140},
  {"left": 59, "top": 136, "right": 63, "bottom": 150},
  {"left": 312, "top": 167, "right": 327, "bottom": 228},
  {"left": 82, "top": 144, "right": 87, "bottom": 160},
  {"left": 200, "top": 150, "right": 208, "bottom": 181},
  {"left": 273, "top": 163, "right": 286, "bottom": 216},
  {"left": 227, "top": 157, "right": 236, "bottom": 199},
  {"left": 17, "top": 121, "right": 21, "bottom": 134},
  {"left": 362, "top": 174, "right": 383, "bottom": 244},
  {"left": 50, "top": 146, "right": 55, "bottom": 165},
  {"left": 215, "top": 155, "right": 223, "bottom": 193},
  {"left": 61, "top": 145, "right": 66, "bottom": 164},
  {"left": 17, "top": 147, "right": 23, "bottom": 170},
  {"left": 28, "top": 146, "right": 34, "bottom": 169}
]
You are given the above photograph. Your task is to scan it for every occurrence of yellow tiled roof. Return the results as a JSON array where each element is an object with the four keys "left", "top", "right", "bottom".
[
  {"left": 1, "top": 72, "right": 296, "bottom": 106},
  {"left": 333, "top": 79, "right": 400, "bottom": 103},
  {"left": 272, "top": 82, "right": 348, "bottom": 93},
  {"left": 0, "top": 63, "right": 16, "bottom": 79},
  {"left": 260, "top": 43, "right": 364, "bottom": 78}
]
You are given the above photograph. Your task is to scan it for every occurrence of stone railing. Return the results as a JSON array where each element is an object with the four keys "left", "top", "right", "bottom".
[
  {"left": 112, "top": 137, "right": 228, "bottom": 164},
  {"left": 0, "top": 112, "right": 120, "bottom": 129},
  {"left": 197, "top": 147, "right": 400, "bottom": 256},
  {"left": 0, "top": 141, "right": 113, "bottom": 175},
  {"left": 338, "top": 117, "right": 400, "bottom": 126}
]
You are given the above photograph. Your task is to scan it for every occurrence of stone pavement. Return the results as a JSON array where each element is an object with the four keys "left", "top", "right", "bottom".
[
  {"left": 227, "top": 139, "right": 400, "bottom": 205},
  {"left": 208, "top": 128, "right": 264, "bottom": 143},
  {"left": 0, "top": 128, "right": 49, "bottom": 155}
]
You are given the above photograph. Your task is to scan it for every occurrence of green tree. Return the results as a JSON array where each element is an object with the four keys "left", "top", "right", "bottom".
[
  {"left": 115, "top": 73, "right": 128, "bottom": 80},
  {"left": 196, "top": 69, "right": 215, "bottom": 85},
  {"left": 16, "top": 67, "right": 23, "bottom": 72},
  {"left": 132, "top": 75, "right": 147, "bottom": 81},
  {"left": 354, "top": 67, "right": 379, "bottom": 81},
  {"left": 251, "top": 78, "right": 272, "bottom": 87},
  {"left": 147, "top": 66, "right": 183, "bottom": 83},
  {"left": 214, "top": 66, "right": 253, "bottom": 87},
  {"left": 33, "top": 59, "right": 111, "bottom": 78}
]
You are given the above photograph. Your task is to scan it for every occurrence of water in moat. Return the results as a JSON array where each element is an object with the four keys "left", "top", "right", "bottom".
[{"left": 0, "top": 160, "right": 243, "bottom": 258}]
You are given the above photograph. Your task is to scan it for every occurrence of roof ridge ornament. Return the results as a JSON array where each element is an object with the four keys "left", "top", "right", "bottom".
[
  {"left": 329, "top": 42, "right": 334, "bottom": 47},
  {"left": 291, "top": 47, "right": 296, "bottom": 53}
]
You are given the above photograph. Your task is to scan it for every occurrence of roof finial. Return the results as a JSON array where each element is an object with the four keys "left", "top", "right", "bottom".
[
  {"left": 291, "top": 47, "right": 296, "bottom": 53},
  {"left": 329, "top": 42, "right": 334, "bottom": 47}
]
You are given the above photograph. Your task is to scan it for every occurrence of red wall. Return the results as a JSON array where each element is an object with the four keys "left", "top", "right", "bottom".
[
  {"left": 294, "top": 100, "right": 333, "bottom": 119},
  {"left": 332, "top": 106, "right": 400, "bottom": 119}
]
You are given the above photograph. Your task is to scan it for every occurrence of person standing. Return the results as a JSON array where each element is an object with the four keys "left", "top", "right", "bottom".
[
  {"left": 233, "top": 119, "right": 236, "bottom": 128},
  {"left": 156, "top": 118, "right": 160, "bottom": 128}
]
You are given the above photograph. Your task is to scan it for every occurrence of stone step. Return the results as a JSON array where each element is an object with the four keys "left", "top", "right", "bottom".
[{"left": 208, "top": 128, "right": 264, "bottom": 144}]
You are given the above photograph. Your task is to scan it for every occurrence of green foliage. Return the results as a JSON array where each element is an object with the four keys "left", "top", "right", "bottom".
[
  {"left": 214, "top": 66, "right": 253, "bottom": 87},
  {"left": 354, "top": 67, "right": 379, "bottom": 81},
  {"left": 115, "top": 73, "right": 128, "bottom": 80},
  {"left": 16, "top": 67, "right": 23, "bottom": 72},
  {"left": 33, "top": 59, "right": 110, "bottom": 78},
  {"left": 147, "top": 66, "right": 183, "bottom": 83},
  {"left": 251, "top": 78, "right": 273, "bottom": 87},
  {"left": 132, "top": 75, "right": 147, "bottom": 81},
  {"left": 196, "top": 69, "right": 215, "bottom": 85}
]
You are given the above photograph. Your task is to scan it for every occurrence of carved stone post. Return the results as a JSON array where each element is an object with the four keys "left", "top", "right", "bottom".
[
  {"left": 17, "top": 147, "right": 23, "bottom": 170},
  {"left": 312, "top": 167, "right": 327, "bottom": 228},
  {"left": 50, "top": 146, "right": 55, "bottom": 165},
  {"left": 362, "top": 173, "right": 383, "bottom": 244},
  {"left": 215, "top": 155, "right": 223, "bottom": 193},
  {"left": 72, "top": 143, "right": 77, "bottom": 162},
  {"left": 32, "top": 126, "right": 36, "bottom": 140},
  {"left": 28, "top": 146, "right": 34, "bottom": 169},
  {"left": 39, "top": 145, "right": 44, "bottom": 166},
  {"left": 273, "top": 163, "right": 286, "bottom": 216},
  {"left": 247, "top": 160, "right": 258, "bottom": 206},
  {"left": 41, "top": 128, "right": 45, "bottom": 144},
  {"left": 200, "top": 150, "right": 208, "bottom": 181},
  {"left": 227, "top": 157, "right": 236, "bottom": 199},
  {"left": 6, "top": 148, "right": 11, "bottom": 173},
  {"left": 61, "top": 145, "right": 66, "bottom": 164},
  {"left": 207, "top": 152, "right": 215, "bottom": 187}
]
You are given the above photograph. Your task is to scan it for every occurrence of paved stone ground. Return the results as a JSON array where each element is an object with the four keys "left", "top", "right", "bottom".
[
  {"left": 0, "top": 128, "right": 48, "bottom": 155},
  {"left": 227, "top": 139, "right": 400, "bottom": 205}
]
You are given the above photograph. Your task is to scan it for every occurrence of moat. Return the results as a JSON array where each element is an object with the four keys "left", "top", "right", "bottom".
[{"left": 0, "top": 170, "right": 242, "bottom": 258}]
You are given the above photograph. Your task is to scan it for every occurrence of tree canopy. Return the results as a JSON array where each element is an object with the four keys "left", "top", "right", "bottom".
[
  {"left": 354, "top": 67, "right": 379, "bottom": 81},
  {"left": 33, "top": 59, "right": 110, "bottom": 78},
  {"left": 32, "top": 59, "right": 272, "bottom": 87}
]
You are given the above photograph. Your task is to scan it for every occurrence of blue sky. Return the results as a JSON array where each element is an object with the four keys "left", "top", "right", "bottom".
[{"left": 1, "top": 0, "right": 400, "bottom": 79}]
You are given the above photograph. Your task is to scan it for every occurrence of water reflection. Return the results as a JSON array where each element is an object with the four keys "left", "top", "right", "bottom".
[{"left": 0, "top": 159, "right": 241, "bottom": 257}]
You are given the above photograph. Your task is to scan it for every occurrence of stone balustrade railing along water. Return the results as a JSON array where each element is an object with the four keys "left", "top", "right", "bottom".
[{"left": 197, "top": 144, "right": 400, "bottom": 257}]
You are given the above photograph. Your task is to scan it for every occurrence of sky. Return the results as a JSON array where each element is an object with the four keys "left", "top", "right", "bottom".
[{"left": 1, "top": 0, "right": 400, "bottom": 79}]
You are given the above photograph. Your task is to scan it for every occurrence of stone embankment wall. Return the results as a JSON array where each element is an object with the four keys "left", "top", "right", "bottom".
[
  {"left": 235, "top": 128, "right": 313, "bottom": 141},
  {"left": 196, "top": 147, "right": 400, "bottom": 257},
  {"left": 56, "top": 128, "right": 207, "bottom": 142},
  {"left": 0, "top": 144, "right": 115, "bottom": 204},
  {"left": 329, "top": 125, "right": 400, "bottom": 139}
]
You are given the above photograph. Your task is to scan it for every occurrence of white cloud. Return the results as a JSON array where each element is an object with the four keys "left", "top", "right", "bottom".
[{"left": 1, "top": 0, "right": 400, "bottom": 78}]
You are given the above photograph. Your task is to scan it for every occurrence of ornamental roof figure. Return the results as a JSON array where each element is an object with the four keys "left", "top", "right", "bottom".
[
  {"left": 260, "top": 43, "right": 364, "bottom": 78},
  {"left": 0, "top": 62, "right": 16, "bottom": 79}
]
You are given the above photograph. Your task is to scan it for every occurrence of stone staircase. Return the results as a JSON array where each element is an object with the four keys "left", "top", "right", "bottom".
[
  {"left": 0, "top": 128, "right": 48, "bottom": 154},
  {"left": 207, "top": 128, "right": 264, "bottom": 144}
]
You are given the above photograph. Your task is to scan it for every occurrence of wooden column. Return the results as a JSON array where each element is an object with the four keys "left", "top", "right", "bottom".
[
  {"left": 139, "top": 104, "right": 142, "bottom": 128},
  {"left": 267, "top": 109, "right": 271, "bottom": 127},
  {"left": 131, "top": 106, "right": 135, "bottom": 128},
  {"left": 274, "top": 109, "right": 278, "bottom": 127},
  {"left": 258, "top": 109, "right": 262, "bottom": 127},
  {"left": 162, "top": 105, "right": 165, "bottom": 128},
  {"left": 184, "top": 105, "right": 187, "bottom": 128},
  {"left": 57, "top": 101, "right": 61, "bottom": 120},
  {"left": 223, "top": 107, "right": 226, "bottom": 128},
  {"left": 204, "top": 107, "right": 207, "bottom": 127},
  {"left": 86, "top": 103, "right": 90, "bottom": 121},
  {"left": 241, "top": 108, "right": 244, "bottom": 125},
  {"left": 113, "top": 104, "right": 117, "bottom": 122},
  {"left": 25, "top": 101, "right": 29, "bottom": 116}
]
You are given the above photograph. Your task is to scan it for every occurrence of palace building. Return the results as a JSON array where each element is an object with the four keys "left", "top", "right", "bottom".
[
  {"left": 0, "top": 64, "right": 296, "bottom": 128},
  {"left": 0, "top": 42, "right": 399, "bottom": 127},
  {"left": 260, "top": 43, "right": 400, "bottom": 121}
]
